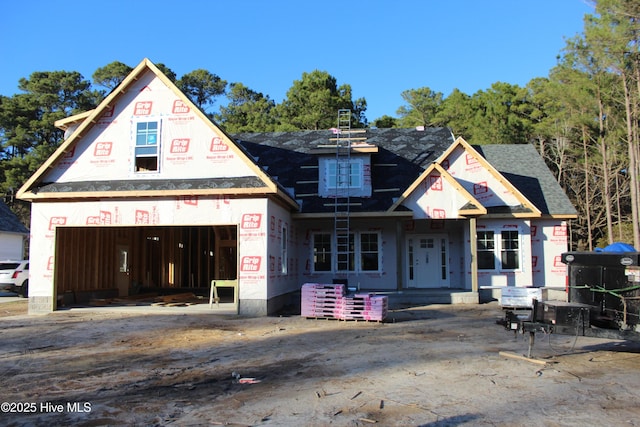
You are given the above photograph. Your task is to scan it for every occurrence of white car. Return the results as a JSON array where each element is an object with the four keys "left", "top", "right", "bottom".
[{"left": 0, "top": 260, "right": 29, "bottom": 297}]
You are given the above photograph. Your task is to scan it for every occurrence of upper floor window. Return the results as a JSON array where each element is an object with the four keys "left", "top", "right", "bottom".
[
  {"left": 318, "top": 155, "right": 371, "bottom": 198},
  {"left": 135, "top": 121, "right": 159, "bottom": 172},
  {"left": 327, "top": 159, "right": 363, "bottom": 189}
]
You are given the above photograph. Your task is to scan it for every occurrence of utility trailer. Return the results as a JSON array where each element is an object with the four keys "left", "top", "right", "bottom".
[{"left": 502, "top": 251, "right": 640, "bottom": 357}]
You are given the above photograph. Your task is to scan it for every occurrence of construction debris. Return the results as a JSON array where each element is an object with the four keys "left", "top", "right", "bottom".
[{"left": 89, "top": 292, "right": 205, "bottom": 307}]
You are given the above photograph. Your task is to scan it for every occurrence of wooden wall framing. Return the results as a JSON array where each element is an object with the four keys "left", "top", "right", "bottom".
[{"left": 54, "top": 225, "right": 237, "bottom": 297}]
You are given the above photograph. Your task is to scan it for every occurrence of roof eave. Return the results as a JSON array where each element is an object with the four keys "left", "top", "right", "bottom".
[
  {"left": 18, "top": 186, "right": 277, "bottom": 201},
  {"left": 292, "top": 210, "right": 413, "bottom": 219}
]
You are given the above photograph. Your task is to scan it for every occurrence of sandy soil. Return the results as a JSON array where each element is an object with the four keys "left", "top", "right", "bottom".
[{"left": 0, "top": 299, "right": 639, "bottom": 427}]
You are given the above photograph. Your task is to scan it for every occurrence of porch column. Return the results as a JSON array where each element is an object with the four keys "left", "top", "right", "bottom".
[
  {"left": 469, "top": 217, "right": 478, "bottom": 292},
  {"left": 395, "top": 220, "right": 403, "bottom": 290}
]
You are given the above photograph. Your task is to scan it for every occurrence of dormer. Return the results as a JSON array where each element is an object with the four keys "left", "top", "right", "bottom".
[{"left": 313, "top": 129, "right": 377, "bottom": 198}]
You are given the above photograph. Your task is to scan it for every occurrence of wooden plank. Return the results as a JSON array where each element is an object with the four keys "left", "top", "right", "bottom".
[
  {"left": 156, "top": 292, "right": 198, "bottom": 303},
  {"left": 312, "top": 146, "right": 378, "bottom": 154},
  {"left": 323, "top": 203, "right": 363, "bottom": 207},
  {"left": 333, "top": 129, "right": 367, "bottom": 134},
  {"left": 326, "top": 137, "right": 369, "bottom": 142},
  {"left": 499, "top": 351, "right": 548, "bottom": 365},
  {"left": 373, "top": 188, "right": 401, "bottom": 193}
]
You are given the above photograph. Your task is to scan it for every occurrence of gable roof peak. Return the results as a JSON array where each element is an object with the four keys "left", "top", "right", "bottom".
[
  {"left": 18, "top": 58, "right": 176, "bottom": 199},
  {"left": 17, "top": 58, "right": 297, "bottom": 209}
]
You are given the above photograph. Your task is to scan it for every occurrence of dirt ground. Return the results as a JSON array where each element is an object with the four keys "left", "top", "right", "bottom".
[{"left": 1, "top": 299, "right": 640, "bottom": 427}]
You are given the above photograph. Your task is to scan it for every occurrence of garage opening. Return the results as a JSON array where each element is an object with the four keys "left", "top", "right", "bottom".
[{"left": 54, "top": 225, "right": 237, "bottom": 306}]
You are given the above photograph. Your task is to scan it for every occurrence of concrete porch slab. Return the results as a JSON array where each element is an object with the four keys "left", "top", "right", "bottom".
[{"left": 361, "top": 289, "right": 479, "bottom": 308}]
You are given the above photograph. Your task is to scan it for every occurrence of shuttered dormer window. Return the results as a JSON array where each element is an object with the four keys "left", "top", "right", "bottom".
[{"left": 135, "top": 121, "right": 159, "bottom": 172}]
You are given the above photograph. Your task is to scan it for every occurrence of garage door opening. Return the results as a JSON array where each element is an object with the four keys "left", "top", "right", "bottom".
[{"left": 54, "top": 225, "right": 237, "bottom": 307}]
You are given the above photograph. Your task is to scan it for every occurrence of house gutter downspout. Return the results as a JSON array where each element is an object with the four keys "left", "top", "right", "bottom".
[{"left": 469, "top": 217, "right": 478, "bottom": 293}]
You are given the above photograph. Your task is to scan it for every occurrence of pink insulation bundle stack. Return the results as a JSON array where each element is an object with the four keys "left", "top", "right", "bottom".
[
  {"left": 301, "top": 284, "right": 388, "bottom": 322},
  {"left": 341, "top": 293, "right": 388, "bottom": 321},
  {"left": 300, "top": 283, "right": 346, "bottom": 318}
]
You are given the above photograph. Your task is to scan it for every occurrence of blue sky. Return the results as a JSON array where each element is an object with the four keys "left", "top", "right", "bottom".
[{"left": 1, "top": 0, "right": 593, "bottom": 122}]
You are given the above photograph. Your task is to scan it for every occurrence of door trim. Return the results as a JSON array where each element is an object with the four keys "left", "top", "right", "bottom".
[{"left": 405, "top": 234, "right": 450, "bottom": 289}]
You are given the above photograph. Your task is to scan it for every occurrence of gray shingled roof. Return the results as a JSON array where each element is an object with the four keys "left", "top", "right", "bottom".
[
  {"left": 0, "top": 200, "right": 29, "bottom": 234},
  {"left": 235, "top": 128, "right": 576, "bottom": 217},
  {"left": 475, "top": 144, "right": 577, "bottom": 216},
  {"left": 234, "top": 128, "right": 456, "bottom": 214},
  {"left": 35, "top": 177, "right": 267, "bottom": 193},
  {"left": 29, "top": 126, "right": 576, "bottom": 218}
]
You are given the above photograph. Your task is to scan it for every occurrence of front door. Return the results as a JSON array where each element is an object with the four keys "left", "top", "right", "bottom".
[
  {"left": 116, "top": 244, "right": 130, "bottom": 297},
  {"left": 406, "top": 235, "right": 449, "bottom": 288}
]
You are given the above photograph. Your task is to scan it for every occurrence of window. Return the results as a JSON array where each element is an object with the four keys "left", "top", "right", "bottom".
[
  {"left": 440, "top": 238, "right": 447, "bottom": 280},
  {"left": 313, "top": 233, "right": 332, "bottom": 271},
  {"left": 477, "top": 231, "right": 496, "bottom": 270},
  {"left": 327, "top": 159, "right": 362, "bottom": 189},
  {"left": 312, "top": 231, "right": 380, "bottom": 273},
  {"left": 421, "top": 238, "right": 434, "bottom": 249},
  {"left": 336, "top": 233, "right": 355, "bottom": 272},
  {"left": 281, "top": 226, "right": 288, "bottom": 274},
  {"left": 318, "top": 156, "right": 372, "bottom": 198},
  {"left": 501, "top": 230, "right": 520, "bottom": 270},
  {"left": 360, "top": 232, "right": 380, "bottom": 271},
  {"left": 477, "top": 229, "right": 520, "bottom": 270},
  {"left": 408, "top": 239, "right": 414, "bottom": 280},
  {"left": 135, "top": 121, "right": 159, "bottom": 172}
]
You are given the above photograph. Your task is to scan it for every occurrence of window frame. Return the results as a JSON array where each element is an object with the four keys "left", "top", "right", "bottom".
[
  {"left": 311, "top": 231, "right": 382, "bottom": 273},
  {"left": 360, "top": 232, "right": 380, "bottom": 272},
  {"left": 476, "top": 228, "right": 521, "bottom": 271},
  {"left": 477, "top": 230, "right": 496, "bottom": 270},
  {"left": 326, "top": 158, "right": 364, "bottom": 189},
  {"left": 134, "top": 120, "right": 161, "bottom": 173},
  {"left": 500, "top": 230, "right": 520, "bottom": 270},
  {"left": 312, "top": 232, "right": 332, "bottom": 272}
]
